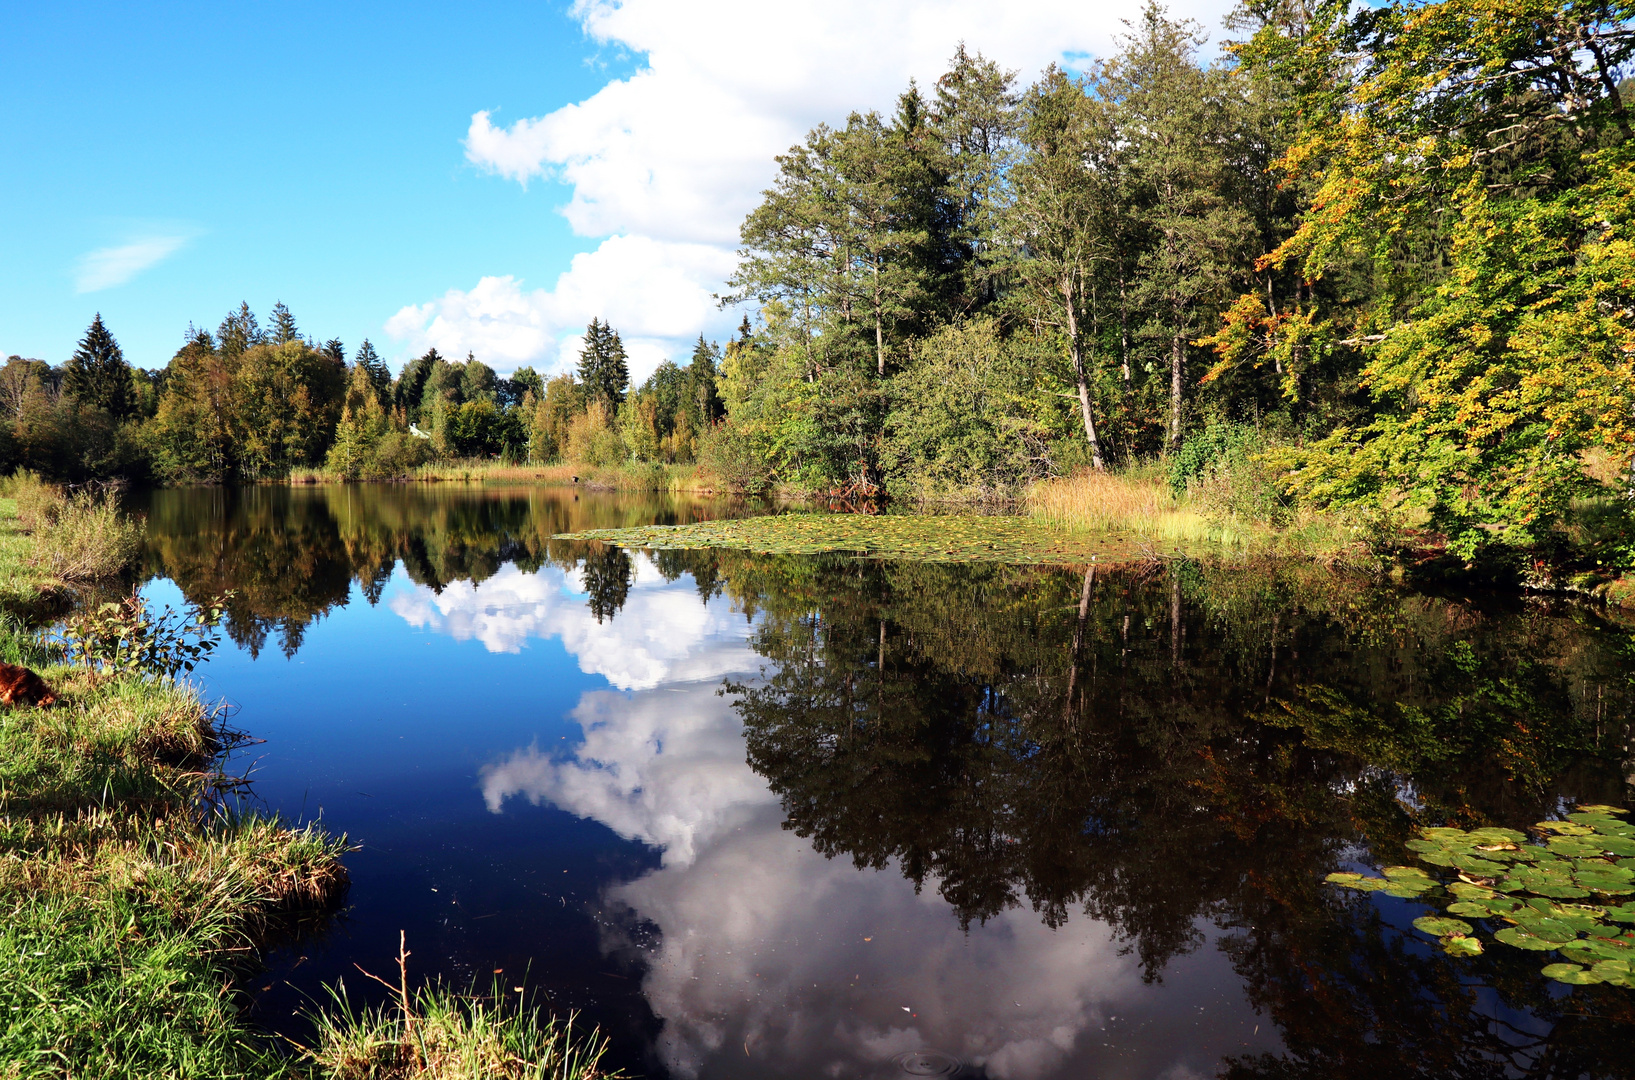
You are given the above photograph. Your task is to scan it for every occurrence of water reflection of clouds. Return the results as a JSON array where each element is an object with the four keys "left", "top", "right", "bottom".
[
  {"left": 386, "top": 558, "right": 755, "bottom": 690},
  {"left": 480, "top": 685, "right": 771, "bottom": 867},
  {"left": 609, "top": 801, "right": 1146, "bottom": 1080},
  {"left": 482, "top": 678, "right": 1229, "bottom": 1080}
]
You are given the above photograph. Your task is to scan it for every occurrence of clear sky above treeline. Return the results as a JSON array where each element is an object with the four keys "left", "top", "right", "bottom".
[{"left": 0, "top": 0, "right": 1232, "bottom": 379}]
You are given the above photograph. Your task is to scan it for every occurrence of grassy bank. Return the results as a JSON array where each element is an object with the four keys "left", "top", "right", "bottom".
[
  {"left": 290, "top": 458, "right": 721, "bottom": 493},
  {"left": 0, "top": 489, "right": 620, "bottom": 1079},
  {"left": 1024, "top": 469, "right": 1371, "bottom": 563}
]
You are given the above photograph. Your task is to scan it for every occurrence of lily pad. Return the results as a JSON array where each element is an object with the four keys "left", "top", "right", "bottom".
[
  {"left": 1542, "top": 963, "right": 1603, "bottom": 984},
  {"left": 1414, "top": 916, "right": 1473, "bottom": 937},
  {"left": 1446, "top": 902, "right": 1493, "bottom": 918},
  {"left": 1577, "top": 805, "right": 1630, "bottom": 816},
  {"left": 1325, "top": 872, "right": 1388, "bottom": 891},
  {"left": 1562, "top": 938, "right": 1635, "bottom": 963},
  {"left": 1449, "top": 855, "right": 1508, "bottom": 876},
  {"left": 1382, "top": 865, "right": 1432, "bottom": 880},
  {"left": 1591, "top": 960, "right": 1635, "bottom": 986},
  {"left": 1495, "top": 927, "right": 1561, "bottom": 951},
  {"left": 1442, "top": 936, "right": 1483, "bottom": 957},
  {"left": 1469, "top": 827, "right": 1528, "bottom": 843}
]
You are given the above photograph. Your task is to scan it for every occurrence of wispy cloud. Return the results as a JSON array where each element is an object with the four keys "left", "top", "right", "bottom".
[{"left": 75, "top": 234, "right": 191, "bottom": 293}]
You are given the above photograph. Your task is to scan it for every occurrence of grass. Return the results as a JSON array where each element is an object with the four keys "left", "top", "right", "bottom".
[
  {"left": 300, "top": 937, "right": 616, "bottom": 1080},
  {"left": 0, "top": 472, "right": 144, "bottom": 588},
  {"left": 1025, "top": 468, "right": 1373, "bottom": 565},
  {"left": 0, "top": 490, "right": 619, "bottom": 1079},
  {"left": 290, "top": 459, "right": 720, "bottom": 493}
]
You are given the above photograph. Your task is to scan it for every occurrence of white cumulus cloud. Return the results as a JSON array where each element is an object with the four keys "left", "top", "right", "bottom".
[
  {"left": 383, "top": 235, "right": 736, "bottom": 376},
  {"left": 75, "top": 233, "right": 192, "bottom": 293},
  {"left": 399, "top": 0, "right": 1234, "bottom": 378}
]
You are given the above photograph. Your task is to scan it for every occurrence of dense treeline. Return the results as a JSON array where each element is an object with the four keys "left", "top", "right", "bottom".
[
  {"left": 709, "top": 0, "right": 1635, "bottom": 557},
  {"left": 1, "top": 302, "right": 721, "bottom": 485},
  {"left": 10, "top": 0, "right": 1633, "bottom": 566}
]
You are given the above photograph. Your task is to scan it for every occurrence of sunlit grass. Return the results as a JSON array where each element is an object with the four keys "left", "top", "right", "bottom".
[
  {"left": 291, "top": 458, "right": 722, "bottom": 493},
  {"left": 1025, "top": 469, "right": 1371, "bottom": 564}
]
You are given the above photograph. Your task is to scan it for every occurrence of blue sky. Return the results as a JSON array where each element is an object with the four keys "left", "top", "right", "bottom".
[{"left": 2, "top": 0, "right": 1232, "bottom": 379}]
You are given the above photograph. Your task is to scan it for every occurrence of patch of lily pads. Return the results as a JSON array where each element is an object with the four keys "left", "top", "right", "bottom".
[
  {"left": 554, "top": 513, "right": 1156, "bottom": 565},
  {"left": 1327, "top": 805, "right": 1635, "bottom": 987}
]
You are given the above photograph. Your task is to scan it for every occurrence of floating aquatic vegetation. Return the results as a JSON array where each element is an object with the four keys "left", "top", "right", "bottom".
[
  {"left": 553, "top": 513, "right": 1160, "bottom": 565},
  {"left": 1327, "top": 805, "right": 1635, "bottom": 987}
]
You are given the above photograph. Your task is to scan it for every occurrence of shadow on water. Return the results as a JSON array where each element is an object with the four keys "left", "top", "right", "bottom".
[{"left": 132, "top": 484, "right": 1635, "bottom": 1080}]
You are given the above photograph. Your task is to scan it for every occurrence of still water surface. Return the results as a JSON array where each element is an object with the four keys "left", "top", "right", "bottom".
[{"left": 130, "top": 484, "right": 1635, "bottom": 1079}]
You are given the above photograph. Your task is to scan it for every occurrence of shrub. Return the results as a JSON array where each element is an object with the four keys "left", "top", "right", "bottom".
[
  {"left": 695, "top": 421, "right": 772, "bottom": 493},
  {"left": 1170, "top": 422, "right": 1289, "bottom": 525},
  {"left": 6, "top": 469, "right": 63, "bottom": 532},
  {"left": 32, "top": 490, "right": 144, "bottom": 581}
]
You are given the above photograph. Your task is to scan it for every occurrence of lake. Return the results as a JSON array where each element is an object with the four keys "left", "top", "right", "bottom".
[{"left": 129, "top": 483, "right": 1635, "bottom": 1080}]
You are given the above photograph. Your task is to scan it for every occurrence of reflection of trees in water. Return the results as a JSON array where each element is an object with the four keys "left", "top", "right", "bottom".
[
  {"left": 136, "top": 484, "right": 749, "bottom": 656},
  {"left": 580, "top": 545, "right": 632, "bottom": 623},
  {"left": 717, "top": 555, "right": 1635, "bottom": 1078}
]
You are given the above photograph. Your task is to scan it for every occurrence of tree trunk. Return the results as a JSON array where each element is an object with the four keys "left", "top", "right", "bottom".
[
  {"left": 1168, "top": 321, "right": 1184, "bottom": 453},
  {"left": 1064, "top": 275, "right": 1106, "bottom": 471},
  {"left": 872, "top": 263, "right": 885, "bottom": 377},
  {"left": 1065, "top": 563, "right": 1094, "bottom": 724},
  {"left": 1119, "top": 274, "right": 1131, "bottom": 383}
]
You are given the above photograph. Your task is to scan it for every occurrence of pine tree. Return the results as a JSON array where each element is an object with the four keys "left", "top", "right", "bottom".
[
  {"left": 323, "top": 338, "right": 346, "bottom": 367},
  {"left": 577, "top": 318, "right": 629, "bottom": 407},
  {"left": 269, "top": 301, "right": 300, "bottom": 345},
  {"left": 63, "top": 313, "right": 136, "bottom": 421}
]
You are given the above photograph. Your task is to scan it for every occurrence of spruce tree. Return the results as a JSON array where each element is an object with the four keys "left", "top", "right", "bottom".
[
  {"left": 577, "top": 318, "right": 629, "bottom": 407},
  {"left": 355, "top": 340, "right": 391, "bottom": 400},
  {"left": 687, "top": 334, "right": 723, "bottom": 425},
  {"left": 63, "top": 313, "right": 136, "bottom": 421},
  {"left": 323, "top": 338, "right": 346, "bottom": 367},
  {"left": 217, "top": 303, "right": 263, "bottom": 356},
  {"left": 269, "top": 301, "right": 300, "bottom": 345}
]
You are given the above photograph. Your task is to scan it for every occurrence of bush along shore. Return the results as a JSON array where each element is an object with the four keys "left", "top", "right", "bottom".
[{"left": 0, "top": 479, "right": 620, "bottom": 1079}]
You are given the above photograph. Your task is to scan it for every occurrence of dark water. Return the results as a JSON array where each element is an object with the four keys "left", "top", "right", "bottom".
[{"left": 130, "top": 484, "right": 1635, "bottom": 1080}]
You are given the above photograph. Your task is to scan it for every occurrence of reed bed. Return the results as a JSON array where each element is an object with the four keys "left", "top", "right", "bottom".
[
  {"left": 290, "top": 459, "right": 720, "bottom": 493},
  {"left": 1025, "top": 470, "right": 1234, "bottom": 545},
  {"left": 1026, "top": 468, "right": 1373, "bottom": 564}
]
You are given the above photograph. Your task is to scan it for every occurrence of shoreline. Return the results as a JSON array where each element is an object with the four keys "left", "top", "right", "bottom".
[{"left": 0, "top": 491, "right": 620, "bottom": 1079}]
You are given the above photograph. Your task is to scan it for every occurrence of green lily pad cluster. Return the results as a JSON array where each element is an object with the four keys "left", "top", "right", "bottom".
[
  {"left": 1326, "top": 805, "right": 1635, "bottom": 987},
  {"left": 553, "top": 514, "right": 1154, "bottom": 565}
]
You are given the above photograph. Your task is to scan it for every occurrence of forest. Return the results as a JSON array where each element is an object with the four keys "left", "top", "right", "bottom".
[{"left": 5, "top": 0, "right": 1633, "bottom": 568}]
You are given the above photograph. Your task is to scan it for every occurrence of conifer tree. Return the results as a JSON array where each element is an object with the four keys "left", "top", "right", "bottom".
[
  {"left": 217, "top": 303, "right": 262, "bottom": 356},
  {"left": 64, "top": 313, "right": 136, "bottom": 421},
  {"left": 322, "top": 339, "right": 346, "bottom": 367},
  {"left": 577, "top": 318, "right": 629, "bottom": 407},
  {"left": 687, "top": 334, "right": 723, "bottom": 425},
  {"left": 269, "top": 301, "right": 300, "bottom": 345},
  {"left": 355, "top": 340, "right": 391, "bottom": 400}
]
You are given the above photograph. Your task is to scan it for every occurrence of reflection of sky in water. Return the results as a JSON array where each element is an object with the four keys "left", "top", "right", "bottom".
[
  {"left": 391, "top": 556, "right": 1272, "bottom": 1080},
  {"left": 387, "top": 559, "right": 755, "bottom": 690}
]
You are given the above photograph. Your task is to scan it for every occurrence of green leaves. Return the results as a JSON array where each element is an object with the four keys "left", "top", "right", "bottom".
[{"left": 1325, "top": 803, "right": 1635, "bottom": 988}]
